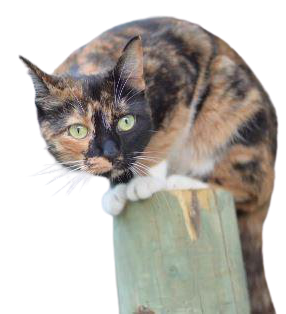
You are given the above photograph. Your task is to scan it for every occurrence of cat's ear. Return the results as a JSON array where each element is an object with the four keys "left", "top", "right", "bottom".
[
  {"left": 115, "top": 36, "right": 145, "bottom": 91},
  {"left": 19, "top": 56, "right": 64, "bottom": 103}
]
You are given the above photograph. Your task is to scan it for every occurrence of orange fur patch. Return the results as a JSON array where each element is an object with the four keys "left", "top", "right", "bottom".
[{"left": 87, "top": 157, "right": 113, "bottom": 174}]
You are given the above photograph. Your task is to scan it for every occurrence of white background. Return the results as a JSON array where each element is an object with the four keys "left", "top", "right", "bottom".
[{"left": 1, "top": 0, "right": 285, "bottom": 313}]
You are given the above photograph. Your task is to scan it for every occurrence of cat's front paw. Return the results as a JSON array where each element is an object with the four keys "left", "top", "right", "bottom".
[
  {"left": 101, "top": 184, "right": 127, "bottom": 216},
  {"left": 126, "top": 176, "right": 166, "bottom": 202},
  {"left": 166, "top": 175, "right": 208, "bottom": 190}
]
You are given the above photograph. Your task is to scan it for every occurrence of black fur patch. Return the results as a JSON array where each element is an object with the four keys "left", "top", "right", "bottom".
[
  {"left": 193, "top": 84, "right": 211, "bottom": 120},
  {"left": 233, "top": 160, "right": 260, "bottom": 172},
  {"left": 268, "top": 106, "right": 278, "bottom": 160},
  {"left": 142, "top": 30, "right": 200, "bottom": 130},
  {"left": 213, "top": 177, "right": 223, "bottom": 185},
  {"left": 236, "top": 110, "right": 268, "bottom": 146},
  {"left": 146, "top": 58, "right": 183, "bottom": 129},
  {"left": 83, "top": 74, "right": 106, "bottom": 101},
  {"left": 233, "top": 160, "right": 261, "bottom": 184},
  {"left": 227, "top": 65, "right": 252, "bottom": 100}
]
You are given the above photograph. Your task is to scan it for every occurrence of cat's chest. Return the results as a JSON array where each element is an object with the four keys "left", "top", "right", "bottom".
[
  {"left": 168, "top": 145, "right": 216, "bottom": 178},
  {"left": 166, "top": 125, "right": 216, "bottom": 178}
]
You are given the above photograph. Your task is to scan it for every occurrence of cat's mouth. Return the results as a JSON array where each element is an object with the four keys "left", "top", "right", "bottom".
[
  {"left": 84, "top": 156, "right": 130, "bottom": 178},
  {"left": 86, "top": 157, "right": 113, "bottom": 174}
]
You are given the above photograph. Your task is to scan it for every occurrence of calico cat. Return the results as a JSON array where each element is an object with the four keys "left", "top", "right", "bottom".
[{"left": 20, "top": 17, "right": 277, "bottom": 313}]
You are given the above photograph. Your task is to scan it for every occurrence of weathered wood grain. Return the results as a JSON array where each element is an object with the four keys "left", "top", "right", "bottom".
[{"left": 113, "top": 189, "right": 250, "bottom": 314}]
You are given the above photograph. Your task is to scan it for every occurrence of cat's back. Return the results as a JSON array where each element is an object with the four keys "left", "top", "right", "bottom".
[{"left": 54, "top": 17, "right": 229, "bottom": 76}]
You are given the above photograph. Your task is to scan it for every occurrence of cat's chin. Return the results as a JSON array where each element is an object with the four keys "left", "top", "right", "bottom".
[
  {"left": 92, "top": 167, "right": 126, "bottom": 179},
  {"left": 110, "top": 168, "right": 127, "bottom": 179}
]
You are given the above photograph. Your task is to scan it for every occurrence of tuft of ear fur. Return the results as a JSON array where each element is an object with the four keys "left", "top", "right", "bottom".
[
  {"left": 20, "top": 56, "right": 81, "bottom": 111},
  {"left": 19, "top": 56, "right": 63, "bottom": 99},
  {"left": 115, "top": 36, "right": 145, "bottom": 91}
]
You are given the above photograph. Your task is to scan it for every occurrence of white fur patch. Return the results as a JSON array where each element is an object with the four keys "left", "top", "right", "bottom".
[
  {"left": 166, "top": 175, "right": 208, "bottom": 190},
  {"left": 101, "top": 184, "right": 127, "bottom": 216},
  {"left": 149, "top": 160, "right": 168, "bottom": 179},
  {"left": 126, "top": 176, "right": 166, "bottom": 202},
  {"left": 102, "top": 160, "right": 209, "bottom": 215},
  {"left": 126, "top": 160, "right": 168, "bottom": 202},
  {"left": 188, "top": 157, "right": 215, "bottom": 177}
]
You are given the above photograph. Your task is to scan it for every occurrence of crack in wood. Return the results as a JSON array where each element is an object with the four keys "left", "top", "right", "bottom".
[{"left": 191, "top": 190, "right": 201, "bottom": 238}]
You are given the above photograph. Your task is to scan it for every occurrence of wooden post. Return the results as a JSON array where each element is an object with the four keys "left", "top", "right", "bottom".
[{"left": 113, "top": 189, "right": 251, "bottom": 314}]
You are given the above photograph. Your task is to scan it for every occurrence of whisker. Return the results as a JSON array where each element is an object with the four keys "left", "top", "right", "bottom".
[
  {"left": 31, "top": 164, "right": 58, "bottom": 176},
  {"left": 135, "top": 156, "right": 161, "bottom": 162},
  {"left": 32, "top": 160, "right": 85, "bottom": 177},
  {"left": 133, "top": 149, "right": 163, "bottom": 153},
  {"left": 66, "top": 170, "right": 87, "bottom": 195},
  {"left": 132, "top": 163, "right": 150, "bottom": 176},
  {"left": 124, "top": 89, "right": 144, "bottom": 103},
  {"left": 115, "top": 61, "right": 127, "bottom": 105},
  {"left": 52, "top": 175, "right": 80, "bottom": 196},
  {"left": 44, "top": 161, "right": 84, "bottom": 167},
  {"left": 133, "top": 150, "right": 164, "bottom": 156},
  {"left": 117, "top": 62, "right": 137, "bottom": 103},
  {"left": 33, "top": 167, "right": 67, "bottom": 176},
  {"left": 134, "top": 154, "right": 161, "bottom": 159},
  {"left": 113, "top": 69, "right": 117, "bottom": 105},
  {"left": 122, "top": 87, "right": 135, "bottom": 100},
  {"left": 46, "top": 165, "right": 85, "bottom": 185},
  {"left": 79, "top": 174, "right": 92, "bottom": 191},
  {"left": 134, "top": 160, "right": 152, "bottom": 170},
  {"left": 130, "top": 165, "right": 142, "bottom": 177},
  {"left": 62, "top": 77, "right": 84, "bottom": 112},
  {"left": 42, "top": 159, "right": 85, "bottom": 166}
]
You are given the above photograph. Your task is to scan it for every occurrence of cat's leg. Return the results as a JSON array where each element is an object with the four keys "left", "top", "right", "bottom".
[
  {"left": 126, "top": 161, "right": 167, "bottom": 201},
  {"left": 166, "top": 175, "right": 208, "bottom": 190},
  {"left": 101, "top": 184, "right": 127, "bottom": 216},
  {"left": 103, "top": 162, "right": 209, "bottom": 215},
  {"left": 126, "top": 176, "right": 166, "bottom": 201},
  {"left": 209, "top": 144, "right": 276, "bottom": 313},
  {"left": 126, "top": 161, "right": 209, "bottom": 201},
  {"left": 102, "top": 161, "right": 168, "bottom": 214}
]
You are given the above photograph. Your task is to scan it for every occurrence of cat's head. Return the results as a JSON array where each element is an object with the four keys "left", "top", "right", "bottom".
[{"left": 21, "top": 36, "right": 153, "bottom": 180}]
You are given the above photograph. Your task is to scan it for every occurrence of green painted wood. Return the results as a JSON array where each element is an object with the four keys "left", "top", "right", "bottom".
[{"left": 113, "top": 189, "right": 250, "bottom": 314}]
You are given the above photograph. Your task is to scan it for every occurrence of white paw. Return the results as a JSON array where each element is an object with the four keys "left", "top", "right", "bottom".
[
  {"left": 101, "top": 184, "right": 127, "bottom": 216},
  {"left": 126, "top": 176, "right": 166, "bottom": 202},
  {"left": 166, "top": 175, "right": 208, "bottom": 190}
]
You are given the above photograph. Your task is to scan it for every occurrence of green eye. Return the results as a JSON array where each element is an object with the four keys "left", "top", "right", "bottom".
[
  {"left": 69, "top": 124, "right": 88, "bottom": 139},
  {"left": 117, "top": 115, "right": 135, "bottom": 132}
]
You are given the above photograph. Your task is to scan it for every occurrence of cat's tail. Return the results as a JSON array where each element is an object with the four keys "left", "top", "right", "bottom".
[{"left": 237, "top": 203, "right": 275, "bottom": 314}]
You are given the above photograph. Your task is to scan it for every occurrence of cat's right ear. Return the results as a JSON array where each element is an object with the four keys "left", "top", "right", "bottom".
[
  {"left": 19, "top": 56, "right": 63, "bottom": 105},
  {"left": 114, "top": 36, "right": 145, "bottom": 91}
]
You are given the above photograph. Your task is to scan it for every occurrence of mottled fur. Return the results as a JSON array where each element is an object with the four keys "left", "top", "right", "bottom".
[{"left": 21, "top": 17, "right": 277, "bottom": 313}]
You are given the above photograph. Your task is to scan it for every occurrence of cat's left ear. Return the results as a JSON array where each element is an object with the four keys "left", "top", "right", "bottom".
[
  {"left": 19, "top": 56, "right": 64, "bottom": 101},
  {"left": 115, "top": 36, "right": 145, "bottom": 91}
]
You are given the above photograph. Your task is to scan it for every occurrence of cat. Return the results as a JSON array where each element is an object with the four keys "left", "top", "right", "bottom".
[{"left": 20, "top": 17, "right": 277, "bottom": 313}]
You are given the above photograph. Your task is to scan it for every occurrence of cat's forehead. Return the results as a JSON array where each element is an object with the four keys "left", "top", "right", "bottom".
[
  {"left": 65, "top": 76, "right": 127, "bottom": 116},
  {"left": 82, "top": 76, "right": 126, "bottom": 109},
  {"left": 88, "top": 97, "right": 129, "bottom": 125}
]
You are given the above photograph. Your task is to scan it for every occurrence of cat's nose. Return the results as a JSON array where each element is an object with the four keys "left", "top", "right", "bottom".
[{"left": 103, "top": 140, "right": 119, "bottom": 160}]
